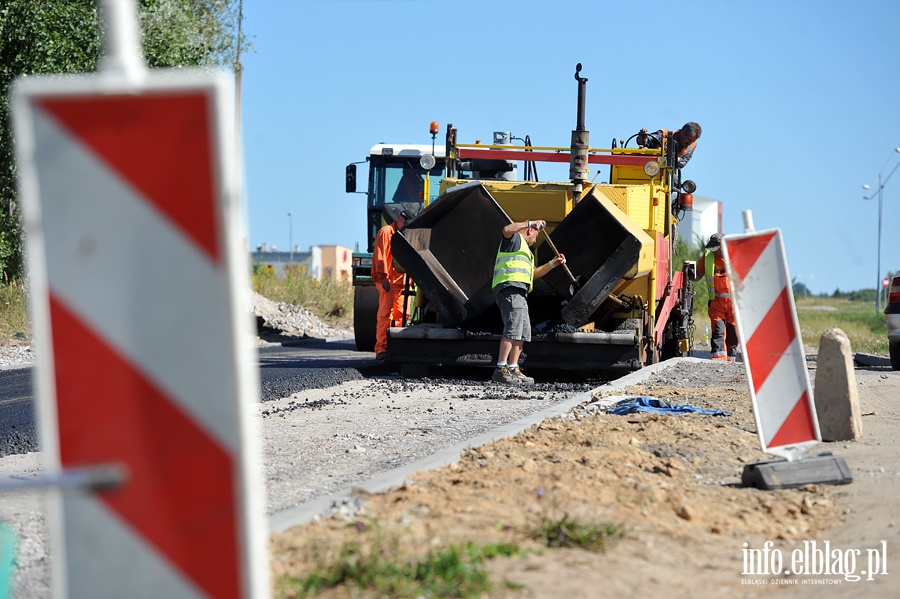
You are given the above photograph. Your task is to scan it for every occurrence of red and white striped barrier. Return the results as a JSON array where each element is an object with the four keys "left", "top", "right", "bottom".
[
  {"left": 13, "top": 71, "right": 267, "bottom": 597},
  {"left": 724, "top": 229, "right": 820, "bottom": 461}
]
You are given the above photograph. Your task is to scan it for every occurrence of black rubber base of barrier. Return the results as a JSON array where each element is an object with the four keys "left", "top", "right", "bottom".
[{"left": 741, "top": 452, "right": 853, "bottom": 490}]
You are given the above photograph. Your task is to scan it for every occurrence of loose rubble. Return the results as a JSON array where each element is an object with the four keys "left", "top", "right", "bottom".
[
  {"left": 0, "top": 344, "right": 35, "bottom": 369},
  {"left": 251, "top": 291, "right": 352, "bottom": 341}
]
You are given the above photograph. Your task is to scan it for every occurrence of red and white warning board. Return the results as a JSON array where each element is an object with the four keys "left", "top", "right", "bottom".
[
  {"left": 724, "top": 229, "right": 820, "bottom": 462},
  {"left": 12, "top": 71, "right": 267, "bottom": 598}
]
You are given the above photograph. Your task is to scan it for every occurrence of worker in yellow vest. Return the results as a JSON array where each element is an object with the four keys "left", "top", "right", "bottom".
[
  {"left": 491, "top": 219, "right": 566, "bottom": 385},
  {"left": 692, "top": 233, "right": 737, "bottom": 361}
]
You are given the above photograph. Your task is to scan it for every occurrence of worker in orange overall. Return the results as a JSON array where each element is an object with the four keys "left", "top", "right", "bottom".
[
  {"left": 372, "top": 209, "right": 411, "bottom": 361},
  {"left": 692, "top": 233, "right": 737, "bottom": 361}
]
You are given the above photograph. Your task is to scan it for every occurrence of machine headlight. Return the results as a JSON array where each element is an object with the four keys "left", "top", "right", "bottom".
[{"left": 643, "top": 160, "right": 660, "bottom": 177}]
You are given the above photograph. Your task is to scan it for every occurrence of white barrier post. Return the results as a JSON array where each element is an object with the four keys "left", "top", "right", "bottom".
[{"left": 724, "top": 227, "right": 851, "bottom": 488}]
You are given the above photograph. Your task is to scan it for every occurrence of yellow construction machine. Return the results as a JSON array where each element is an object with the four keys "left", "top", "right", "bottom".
[{"left": 347, "top": 64, "right": 697, "bottom": 376}]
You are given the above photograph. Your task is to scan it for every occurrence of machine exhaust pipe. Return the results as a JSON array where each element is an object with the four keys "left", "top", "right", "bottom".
[{"left": 570, "top": 63, "right": 590, "bottom": 205}]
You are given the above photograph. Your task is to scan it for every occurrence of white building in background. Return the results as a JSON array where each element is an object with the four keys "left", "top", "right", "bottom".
[
  {"left": 681, "top": 195, "right": 722, "bottom": 249},
  {"left": 309, "top": 245, "right": 352, "bottom": 282},
  {"left": 251, "top": 244, "right": 351, "bottom": 282}
]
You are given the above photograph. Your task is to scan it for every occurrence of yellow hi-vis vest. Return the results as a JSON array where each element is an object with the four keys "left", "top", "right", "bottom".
[
  {"left": 492, "top": 233, "right": 534, "bottom": 292},
  {"left": 705, "top": 251, "right": 731, "bottom": 300}
]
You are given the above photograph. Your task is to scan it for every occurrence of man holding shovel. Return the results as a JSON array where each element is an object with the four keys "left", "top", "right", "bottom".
[{"left": 491, "top": 219, "right": 566, "bottom": 385}]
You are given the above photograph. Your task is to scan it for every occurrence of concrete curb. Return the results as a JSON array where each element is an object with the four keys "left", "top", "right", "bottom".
[
  {"left": 853, "top": 352, "right": 891, "bottom": 368},
  {"left": 268, "top": 356, "right": 702, "bottom": 533}
]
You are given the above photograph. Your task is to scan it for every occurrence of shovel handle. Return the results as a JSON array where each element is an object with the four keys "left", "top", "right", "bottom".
[{"left": 541, "top": 230, "right": 577, "bottom": 283}]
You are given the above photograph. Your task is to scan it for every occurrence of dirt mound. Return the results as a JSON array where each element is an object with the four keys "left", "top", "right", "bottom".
[{"left": 270, "top": 372, "right": 844, "bottom": 598}]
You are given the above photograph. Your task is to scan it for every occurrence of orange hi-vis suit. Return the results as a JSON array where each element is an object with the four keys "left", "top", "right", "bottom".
[
  {"left": 372, "top": 221, "right": 409, "bottom": 355},
  {"left": 704, "top": 251, "right": 737, "bottom": 360}
]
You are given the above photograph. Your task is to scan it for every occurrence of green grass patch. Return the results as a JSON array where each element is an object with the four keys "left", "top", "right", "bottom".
[
  {"left": 794, "top": 296, "right": 888, "bottom": 355},
  {"left": 278, "top": 538, "right": 522, "bottom": 598},
  {"left": 0, "top": 281, "right": 29, "bottom": 340},
  {"left": 531, "top": 513, "right": 625, "bottom": 552},
  {"left": 689, "top": 295, "right": 889, "bottom": 355},
  {"left": 252, "top": 264, "right": 353, "bottom": 328}
]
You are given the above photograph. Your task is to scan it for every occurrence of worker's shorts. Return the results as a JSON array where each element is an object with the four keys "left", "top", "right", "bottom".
[{"left": 496, "top": 286, "right": 531, "bottom": 342}]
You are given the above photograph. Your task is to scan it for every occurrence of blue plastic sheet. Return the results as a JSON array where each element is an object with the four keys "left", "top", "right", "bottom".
[{"left": 606, "top": 396, "right": 728, "bottom": 416}]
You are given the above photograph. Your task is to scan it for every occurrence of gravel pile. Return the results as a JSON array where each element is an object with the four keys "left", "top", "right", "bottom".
[
  {"left": 251, "top": 291, "right": 351, "bottom": 339},
  {"left": 0, "top": 345, "right": 35, "bottom": 369}
]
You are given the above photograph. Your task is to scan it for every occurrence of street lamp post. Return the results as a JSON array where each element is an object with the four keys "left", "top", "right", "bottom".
[
  {"left": 863, "top": 147, "right": 900, "bottom": 313},
  {"left": 288, "top": 211, "right": 293, "bottom": 266}
]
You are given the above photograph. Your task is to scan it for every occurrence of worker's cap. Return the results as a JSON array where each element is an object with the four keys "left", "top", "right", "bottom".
[
  {"left": 705, "top": 233, "right": 723, "bottom": 251},
  {"left": 384, "top": 205, "right": 414, "bottom": 223}
]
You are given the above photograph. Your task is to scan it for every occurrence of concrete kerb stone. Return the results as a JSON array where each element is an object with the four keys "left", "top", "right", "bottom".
[
  {"left": 267, "top": 357, "right": 701, "bottom": 533},
  {"left": 815, "top": 328, "right": 863, "bottom": 441}
]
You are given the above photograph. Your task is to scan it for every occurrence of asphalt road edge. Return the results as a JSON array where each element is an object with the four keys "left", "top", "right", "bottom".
[{"left": 268, "top": 357, "right": 707, "bottom": 533}]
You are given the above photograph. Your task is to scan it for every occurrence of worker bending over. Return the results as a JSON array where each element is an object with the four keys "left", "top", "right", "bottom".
[
  {"left": 637, "top": 122, "right": 702, "bottom": 169},
  {"left": 372, "top": 209, "right": 411, "bottom": 361},
  {"left": 492, "top": 219, "right": 566, "bottom": 385},
  {"left": 692, "top": 233, "right": 737, "bottom": 361}
]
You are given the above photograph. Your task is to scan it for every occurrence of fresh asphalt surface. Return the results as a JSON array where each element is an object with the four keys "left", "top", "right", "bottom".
[
  {"left": 0, "top": 335, "right": 758, "bottom": 462},
  {"left": 0, "top": 368, "right": 38, "bottom": 457},
  {"left": 0, "top": 337, "right": 386, "bottom": 459}
]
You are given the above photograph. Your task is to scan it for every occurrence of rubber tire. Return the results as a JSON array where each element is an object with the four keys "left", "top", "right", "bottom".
[
  {"left": 353, "top": 284, "right": 379, "bottom": 352},
  {"left": 890, "top": 343, "right": 900, "bottom": 371}
]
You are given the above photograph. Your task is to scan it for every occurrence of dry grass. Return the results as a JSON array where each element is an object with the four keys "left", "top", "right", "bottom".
[
  {"left": 691, "top": 295, "right": 888, "bottom": 355},
  {"left": 794, "top": 295, "right": 888, "bottom": 355},
  {"left": 252, "top": 265, "right": 354, "bottom": 328},
  {"left": 0, "top": 281, "right": 29, "bottom": 342}
]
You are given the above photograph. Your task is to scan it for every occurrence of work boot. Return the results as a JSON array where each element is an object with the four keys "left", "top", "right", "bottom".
[
  {"left": 491, "top": 365, "right": 516, "bottom": 385},
  {"left": 508, "top": 367, "right": 535, "bottom": 385}
]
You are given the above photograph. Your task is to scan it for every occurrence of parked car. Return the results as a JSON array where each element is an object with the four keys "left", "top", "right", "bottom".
[{"left": 886, "top": 273, "right": 900, "bottom": 370}]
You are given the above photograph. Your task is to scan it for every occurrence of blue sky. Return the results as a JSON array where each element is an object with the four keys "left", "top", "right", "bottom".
[{"left": 240, "top": 0, "right": 900, "bottom": 296}]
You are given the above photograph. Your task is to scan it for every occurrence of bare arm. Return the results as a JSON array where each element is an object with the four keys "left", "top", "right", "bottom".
[
  {"left": 502, "top": 220, "right": 543, "bottom": 238},
  {"left": 690, "top": 253, "right": 706, "bottom": 282},
  {"left": 534, "top": 254, "right": 565, "bottom": 279}
]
